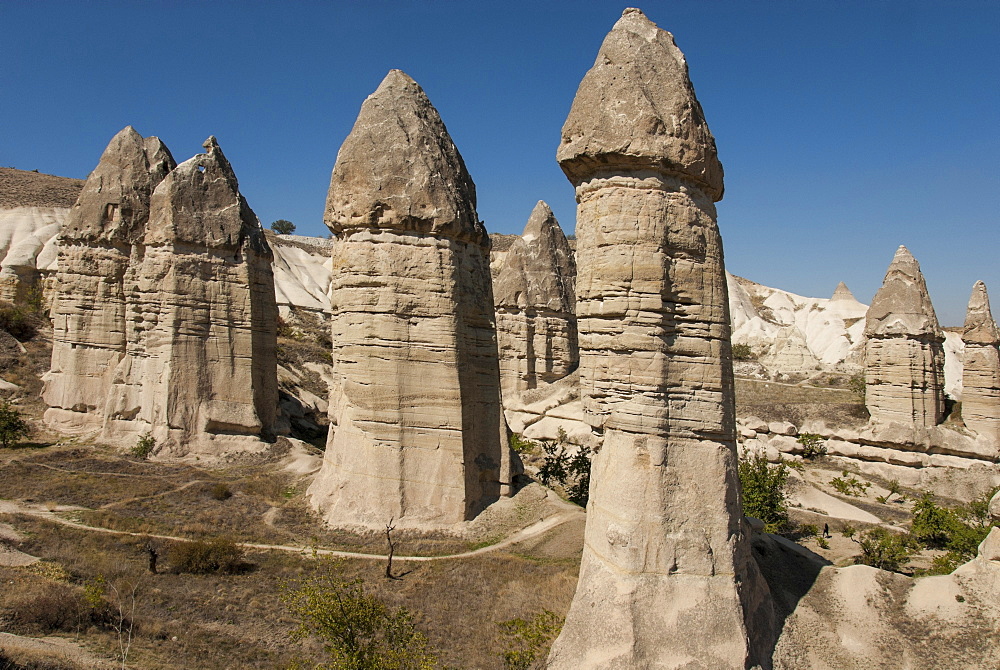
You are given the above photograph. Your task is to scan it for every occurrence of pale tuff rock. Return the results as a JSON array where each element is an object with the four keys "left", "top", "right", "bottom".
[
  {"left": 547, "top": 10, "right": 773, "bottom": 669},
  {"left": 493, "top": 201, "right": 578, "bottom": 395},
  {"left": 44, "top": 127, "right": 175, "bottom": 433},
  {"left": 961, "top": 281, "right": 1000, "bottom": 441},
  {"left": 864, "top": 246, "right": 946, "bottom": 427},
  {"left": 45, "top": 130, "right": 278, "bottom": 455},
  {"left": 308, "top": 70, "right": 517, "bottom": 530},
  {"left": 831, "top": 281, "right": 856, "bottom": 302}
]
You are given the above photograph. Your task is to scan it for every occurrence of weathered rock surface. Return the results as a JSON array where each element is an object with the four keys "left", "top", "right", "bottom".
[
  {"left": 44, "top": 126, "right": 175, "bottom": 433},
  {"left": 547, "top": 10, "right": 773, "bottom": 669},
  {"left": 961, "top": 281, "right": 1000, "bottom": 442},
  {"left": 864, "top": 246, "right": 946, "bottom": 427},
  {"left": 307, "top": 70, "right": 517, "bottom": 530},
  {"left": 45, "top": 130, "right": 278, "bottom": 455},
  {"left": 493, "top": 200, "right": 577, "bottom": 395}
]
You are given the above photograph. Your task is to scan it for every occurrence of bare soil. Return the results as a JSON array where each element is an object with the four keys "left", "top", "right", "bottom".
[{"left": 0, "top": 168, "right": 84, "bottom": 209}]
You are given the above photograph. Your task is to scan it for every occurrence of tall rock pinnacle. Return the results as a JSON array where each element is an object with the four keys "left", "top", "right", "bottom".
[
  {"left": 308, "top": 70, "right": 515, "bottom": 530},
  {"left": 961, "top": 281, "right": 1000, "bottom": 441},
  {"left": 546, "top": 9, "right": 773, "bottom": 669},
  {"left": 863, "top": 245, "right": 945, "bottom": 426},
  {"left": 44, "top": 127, "right": 175, "bottom": 433},
  {"left": 494, "top": 201, "right": 578, "bottom": 394}
]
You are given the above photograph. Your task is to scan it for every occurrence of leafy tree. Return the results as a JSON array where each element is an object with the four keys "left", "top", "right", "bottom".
[
  {"left": 271, "top": 219, "right": 296, "bottom": 235},
  {"left": 282, "top": 564, "right": 439, "bottom": 670},
  {"left": 738, "top": 454, "right": 789, "bottom": 533},
  {"left": 0, "top": 401, "right": 30, "bottom": 447},
  {"left": 497, "top": 610, "right": 564, "bottom": 670},
  {"left": 910, "top": 492, "right": 958, "bottom": 548},
  {"left": 912, "top": 487, "right": 999, "bottom": 574},
  {"left": 537, "top": 435, "right": 591, "bottom": 508}
]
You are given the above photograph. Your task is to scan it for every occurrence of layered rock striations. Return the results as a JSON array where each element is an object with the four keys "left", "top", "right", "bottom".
[
  {"left": 961, "top": 281, "right": 1000, "bottom": 442},
  {"left": 44, "top": 127, "right": 175, "bottom": 432},
  {"left": 493, "top": 201, "right": 577, "bottom": 395},
  {"left": 864, "top": 246, "right": 946, "bottom": 427},
  {"left": 308, "top": 70, "right": 515, "bottom": 530},
  {"left": 45, "top": 130, "right": 278, "bottom": 455},
  {"left": 101, "top": 137, "right": 278, "bottom": 454},
  {"left": 547, "top": 9, "right": 773, "bottom": 669}
]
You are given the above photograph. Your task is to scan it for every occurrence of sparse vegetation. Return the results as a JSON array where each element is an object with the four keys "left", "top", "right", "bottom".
[
  {"left": 509, "top": 433, "right": 539, "bottom": 455},
  {"left": 282, "top": 562, "right": 441, "bottom": 669},
  {"left": 497, "top": 609, "right": 564, "bottom": 670},
  {"left": 842, "top": 525, "right": 915, "bottom": 572},
  {"left": 0, "top": 401, "right": 30, "bottom": 447},
  {"left": 796, "top": 432, "right": 827, "bottom": 459},
  {"left": 738, "top": 454, "right": 789, "bottom": 533},
  {"left": 167, "top": 536, "right": 246, "bottom": 574},
  {"left": 847, "top": 374, "right": 866, "bottom": 401},
  {"left": 911, "top": 488, "right": 999, "bottom": 574},
  {"left": 0, "top": 302, "right": 39, "bottom": 340},
  {"left": 130, "top": 432, "right": 156, "bottom": 460},
  {"left": 732, "top": 343, "right": 757, "bottom": 361},
  {"left": 830, "top": 471, "right": 870, "bottom": 497}
]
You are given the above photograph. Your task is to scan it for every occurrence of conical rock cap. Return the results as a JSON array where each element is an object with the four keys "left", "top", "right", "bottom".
[
  {"left": 63, "top": 126, "right": 175, "bottom": 244},
  {"left": 557, "top": 8, "right": 723, "bottom": 199},
  {"left": 963, "top": 281, "right": 1000, "bottom": 345},
  {"left": 325, "top": 69, "right": 486, "bottom": 246},
  {"left": 831, "top": 281, "right": 857, "bottom": 302},
  {"left": 865, "top": 245, "right": 942, "bottom": 339},
  {"left": 145, "top": 136, "right": 268, "bottom": 254},
  {"left": 494, "top": 200, "right": 575, "bottom": 312}
]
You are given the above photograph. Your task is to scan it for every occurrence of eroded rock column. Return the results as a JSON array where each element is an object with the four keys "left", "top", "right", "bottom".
[
  {"left": 864, "top": 246, "right": 945, "bottom": 427},
  {"left": 962, "top": 281, "right": 1000, "bottom": 442},
  {"left": 43, "top": 127, "right": 175, "bottom": 432},
  {"left": 101, "top": 137, "right": 278, "bottom": 455},
  {"left": 307, "top": 70, "right": 512, "bottom": 530},
  {"left": 547, "top": 9, "right": 773, "bottom": 669},
  {"left": 494, "top": 201, "right": 577, "bottom": 396}
]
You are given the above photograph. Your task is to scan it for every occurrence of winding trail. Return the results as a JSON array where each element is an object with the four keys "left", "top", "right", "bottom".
[{"left": 0, "top": 499, "right": 582, "bottom": 562}]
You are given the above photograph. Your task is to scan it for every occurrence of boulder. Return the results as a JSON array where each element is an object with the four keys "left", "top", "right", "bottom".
[{"left": 546, "top": 10, "right": 774, "bottom": 669}]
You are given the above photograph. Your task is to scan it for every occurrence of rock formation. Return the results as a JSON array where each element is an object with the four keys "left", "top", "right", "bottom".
[
  {"left": 547, "top": 9, "right": 773, "bottom": 669},
  {"left": 307, "top": 70, "right": 515, "bottom": 530},
  {"left": 961, "top": 281, "right": 1000, "bottom": 442},
  {"left": 493, "top": 200, "right": 577, "bottom": 395},
  {"left": 864, "top": 245, "right": 946, "bottom": 427},
  {"left": 45, "top": 130, "right": 278, "bottom": 455},
  {"left": 44, "top": 127, "right": 175, "bottom": 432}
]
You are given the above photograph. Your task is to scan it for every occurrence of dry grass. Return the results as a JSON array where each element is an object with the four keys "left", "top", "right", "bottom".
[
  {"left": 735, "top": 378, "right": 868, "bottom": 427},
  {"left": 0, "top": 168, "right": 84, "bottom": 209}
]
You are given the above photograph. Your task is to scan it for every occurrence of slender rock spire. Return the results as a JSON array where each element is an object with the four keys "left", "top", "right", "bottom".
[
  {"left": 961, "top": 281, "right": 1000, "bottom": 441},
  {"left": 547, "top": 9, "right": 773, "bottom": 669},
  {"left": 863, "top": 245, "right": 945, "bottom": 426},
  {"left": 308, "top": 70, "right": 515, "bottom": 530},
  {"left": 494, "top": 200, "right": 578, "bottom": 394}
]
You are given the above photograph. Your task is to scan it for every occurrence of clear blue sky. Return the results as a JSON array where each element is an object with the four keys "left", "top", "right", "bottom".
[{"left": 2, "top": 1, "right": 997, "bottom": 325}]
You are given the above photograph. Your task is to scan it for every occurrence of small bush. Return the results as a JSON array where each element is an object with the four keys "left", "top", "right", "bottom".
[
  {"left": 796, "top": 433, "right": 827, "bottom": 459},
  {"left": 168, "top": 536, "right": 246, "bottom": 574},
  {"left": 739, "top": 454, "right": 789, "bottom": 533},
  {"left": 830, "top": 471, "right": 870, "bottom": 497},
  {"left": 509, "top": 433, "right": 538, "bottom": 455},
  {"left": 843, "top": 526, "right": 915, "bottom": 572},
  {"left": 0, "top": 401, "right": 31, "bottom": 448},
  {"left": 129, "top": 432, "right": 155, "bottom": 460},
  {"left": 537, "top": 439, "right": 591, "bottom": 508},
  {"left": 0, "top": 303, "right": 38, "bottom": 340},
  {"left": 732, "top": 343, "right": 756, "bottom": 361},
  {"left": 497, "top": 609, "right": 564, "bottom": 670},
  {"left": 847, "top": 374, "right": 866, "bottom": 401},
  {"left": 209, "top": 483, "right": 232, "bottom": 501},
  {"left": 2, "top": 580, "right": 85, "bottom": 633},
  {"left": 816, "top": 537, "right": 830, "bottom": 549},
  {"left": 276, "top": 315, "right": 293, "bottom": 338}
]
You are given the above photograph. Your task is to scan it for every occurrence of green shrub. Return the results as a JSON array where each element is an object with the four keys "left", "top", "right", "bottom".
[
  {"left": 168, "top": 536, "right": 246, "bottom": 574},
  {"left": 843, "top": 526, "right": 915, "bottom": 572},
  {"left": 509, "top": 433, "right": 539, "bottom": 455},
  {"left": 732, "top": 343, "right": 756, "bottom": 361},
  {"left": 911, "top": 488, "right": 999, "bottom": 572},
  {"left": 209, "top": 483, "right": 232, "bottom": 501},
  {"left": 282, "top": 564, "right": 440, "bottom": 669},
  {"left": 0, "top": 401, "right": 30, "bottom": 448},
  {"left": 537, "top": 440, "right": 591, "bottom": 508},
  {"left": 270, "top": 219, "right": 296, "bottom": 235},
  {"left": 830, "top": 471, "right": 870, "bottom": 497},
  {"left": 796, "top": 433, "right": 827, "bottom": 459},
  {"left": 738, "top": 454, "right": 789, "bottom": 533},
  {"left": 0, "top": 303, "right": 38, "bottom": 340},
  {"left": 130, "top": 433, "right": 156, "bottom": 460},
  {"left": 497, "top": 610, "right": 564, "bottom": 670},
  {"left": 847, "top": 374, "right": 866, "bottom": 401}
]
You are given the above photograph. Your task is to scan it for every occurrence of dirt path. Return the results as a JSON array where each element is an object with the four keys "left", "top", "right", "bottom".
[
  {"left": 0, "top": 499, "right": 582, "bottom": 562},
  {"left": 0, "top": 631, "right": 115, "bottom": 669}
]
